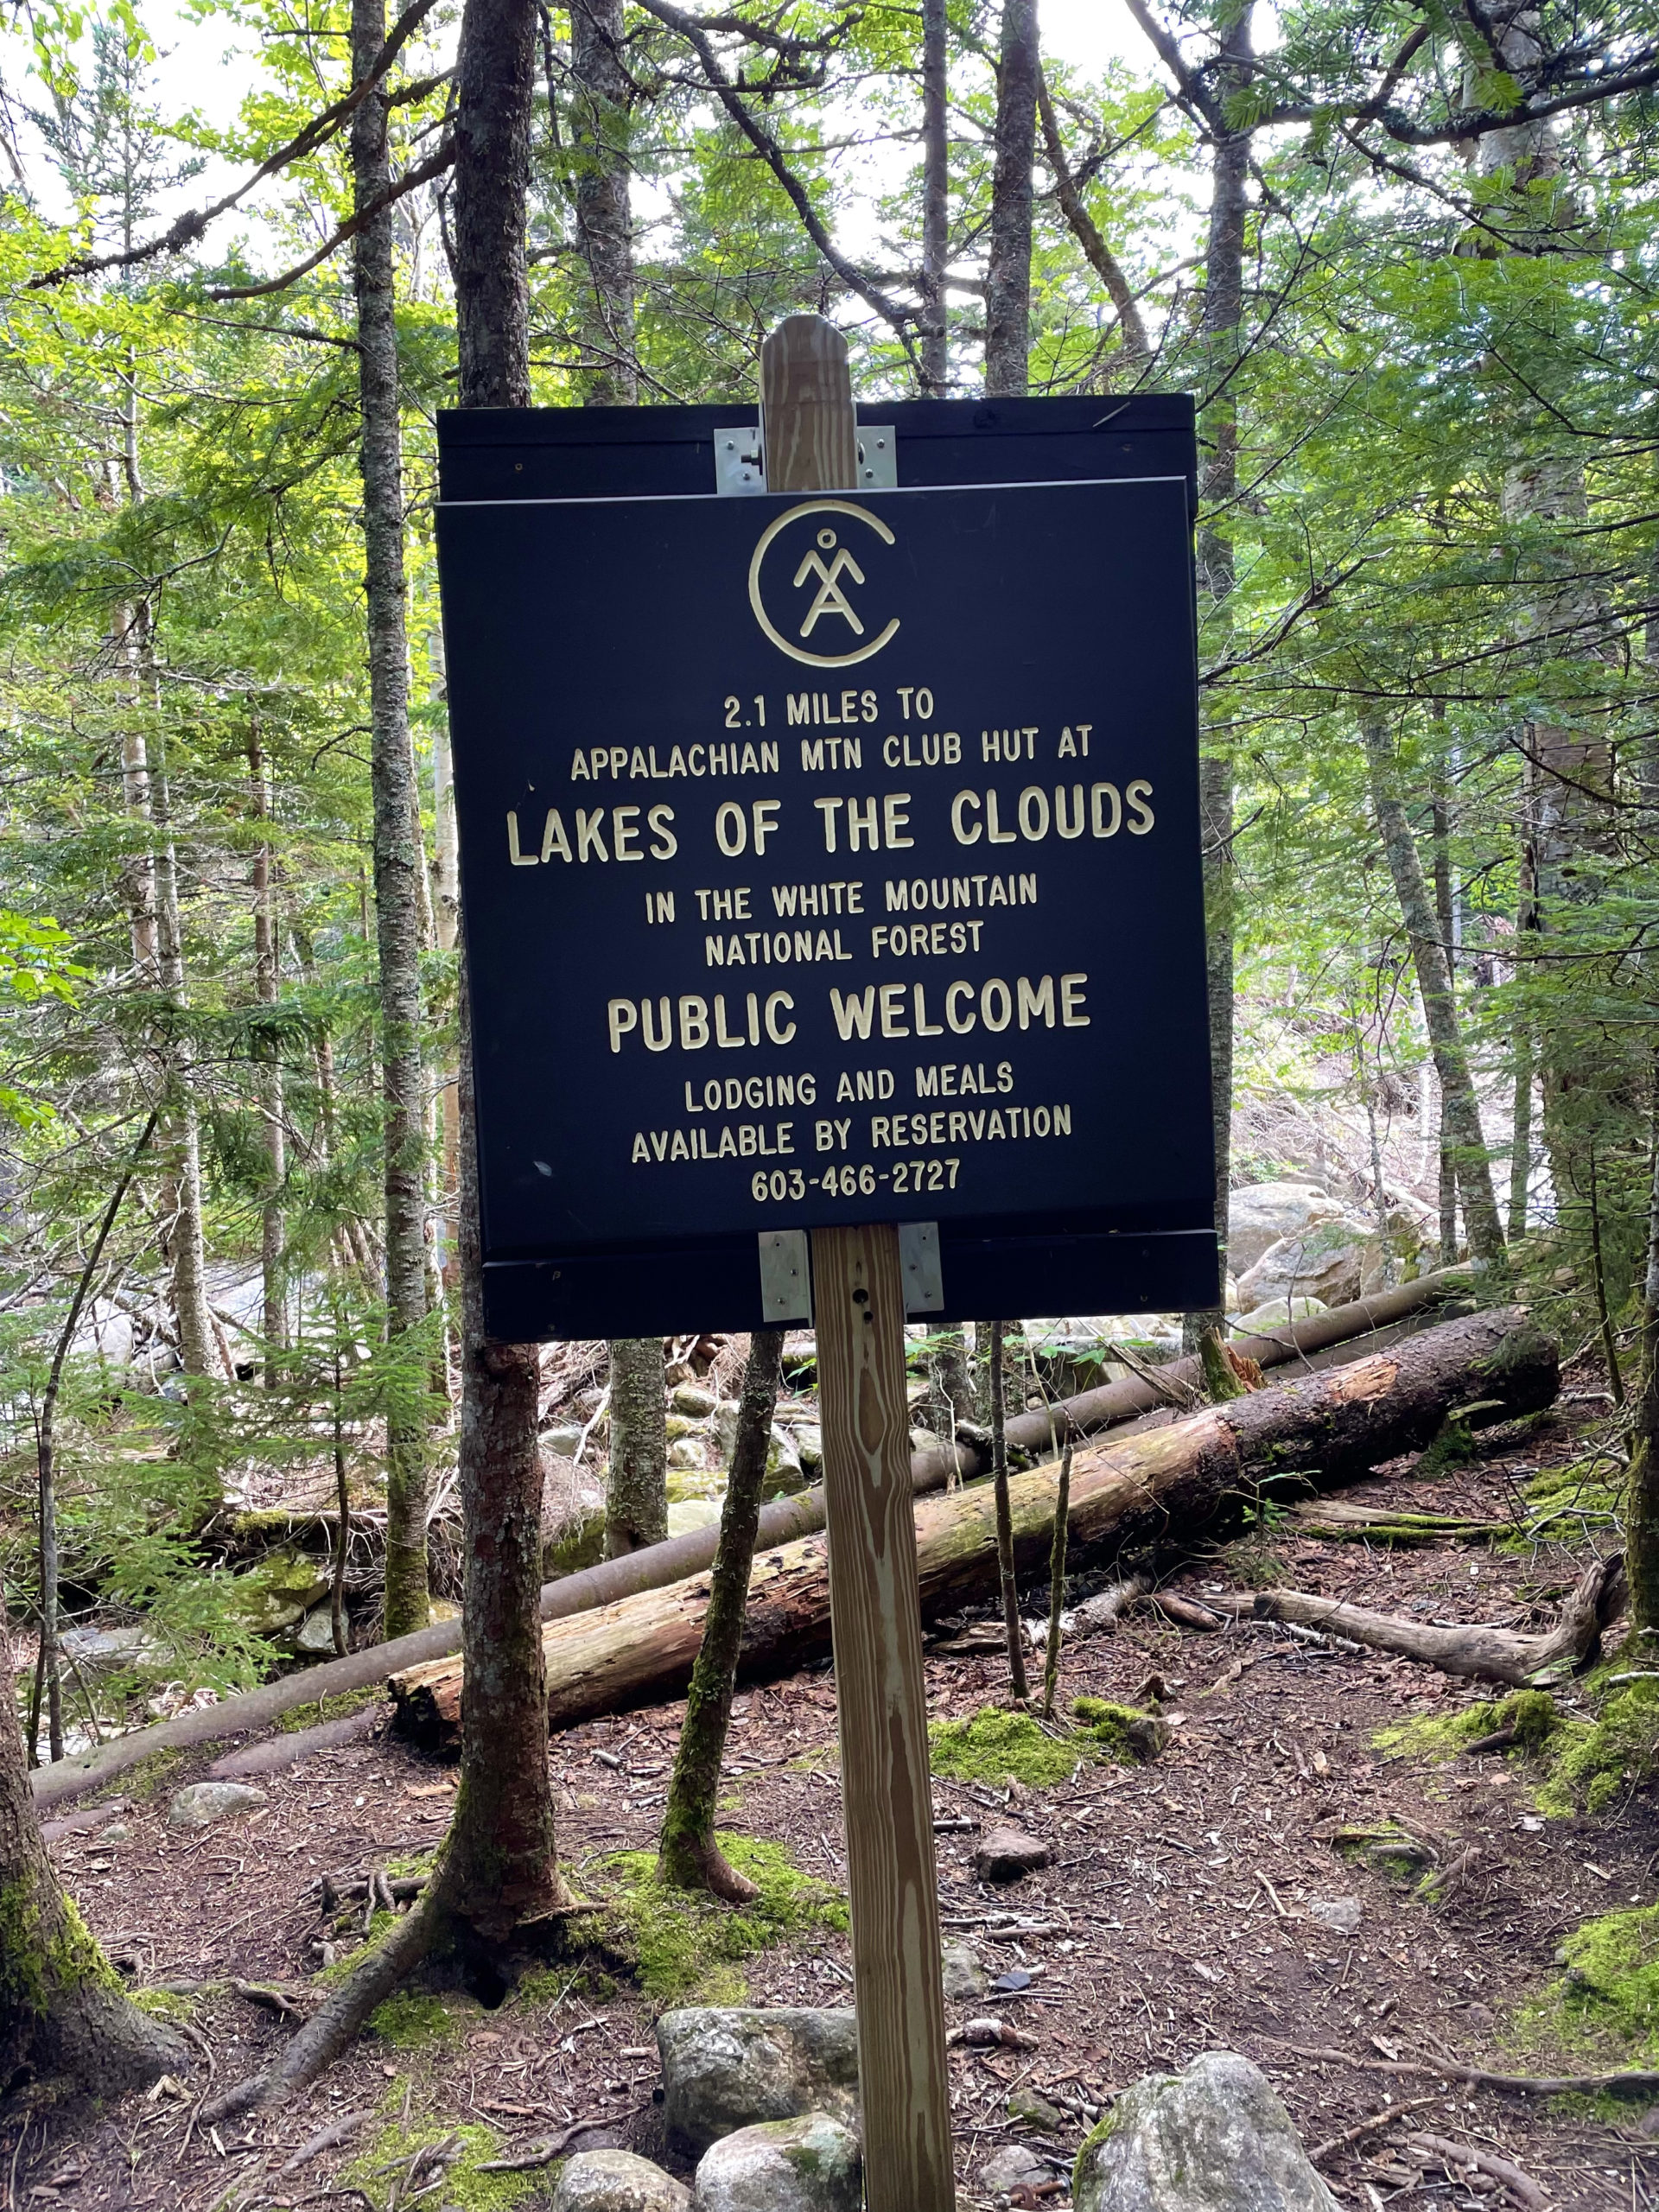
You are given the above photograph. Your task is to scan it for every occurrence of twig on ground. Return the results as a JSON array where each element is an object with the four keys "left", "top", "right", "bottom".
[
  {"left": 1307, "top": 2094, "right": 1444, "bottom": 2164},
  {"left": 1407, "top": 2131, "right": 1547, "bottom": 2209},
  {"left": 1267, "top": 2037, "right": 1659, "bottom": 2097},
  {"left": 280, "top": 2110, "right": 372, "bottom": 2175}
]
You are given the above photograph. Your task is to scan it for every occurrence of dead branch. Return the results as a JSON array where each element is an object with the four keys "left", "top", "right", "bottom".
[
  {"left": 1207, "top": 1551, "right": 1625, "bottom": 1685},
  {"left": 1307, "top": 2095, "right": 1445, "bottom": 2164},
  {"left": 1408, "top": 2132, "right": 1546, "bottom": 2210}
]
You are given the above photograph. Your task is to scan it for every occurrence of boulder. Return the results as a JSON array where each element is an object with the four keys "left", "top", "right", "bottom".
[
  {"left": 168, "top": 1782, "right": 265, "bottom": 1831},
  {"left": 692, "top": 2114, "right": 861, "bottom": 2212},
  {"left": 1074, "top": 2050, "right": 1339, "bottom": 2212},
  {"left": 671, "top": 1383, "right": 718, "bottom": 1417},
  {"left": 1228, "top": 1182, "right": 1347, "bottom": 1275},
  {"left": 1360, "top": 1204, "right": 1433, "bottom": 1292},
  {"left": 294, "top": 1607, "right": 338, "bottom": 1656},
  {"left": 1236, "top": 1215, "right": 1376, "bottom": 1312},
  {"left": 58, "top": 1624, "right": 159, "bottom": 1675},
  {"left": 668, "top": 1499, "right": 723, "bottom": 1537},
  {"left": 941, "top": 1941, "right": 989, "bottom": 2000},
  {"left": 980, "top": 2142, "right": 1052, "bottom": 2196},
  {"left": 788, "top": 1422, "right": 823, "bottom": 1474},
  {"left": 550, "top": 2150, "right": 691, "bottom": 2212},
  {"left": 973, "top": 1827, "right": 1050, "bottom": 1883},
  {"left": 1231, "top": 1296, "right": 1328, "bottom": 1337},
  {"left": 657, "top": 2006, "right": 859, "bottom": 2157},
  {"left": 667, "top": 1437, "right": 709, "bottom": 1471},
  {"left": 228, "top": 1548, "right": 332, "bottom": 1633},
  {"left": 541, "top": 1448, "right": 606, "bottom": 1578},
  {"left": 710, "top": 1408, "right": 806, "bottom": 1497}
]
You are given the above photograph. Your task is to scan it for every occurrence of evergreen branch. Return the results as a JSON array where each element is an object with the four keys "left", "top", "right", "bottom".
[
  {"left": 24, "top": 0, "right": 445, "bottom": 291},
  {"left": 206, "top": 146, "right": 456, "bottom": 302},
  {"left": 633, "top": 0, "right": 917, "bottom": 340}
]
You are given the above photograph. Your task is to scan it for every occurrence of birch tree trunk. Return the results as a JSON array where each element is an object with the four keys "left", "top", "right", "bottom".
[
  {"left": 247, "top": 721, "right": 286, "bottom": 1386},
  {"left": 353, "top": 0, "right": 431, "bottom": 1637},
  {"left": 983, "top": 0, "right": 1038, "bottom": 397},
  {"left": 447, "top": 0, "right": 563, "bottom": 1930},
  {"left": 1362, "top": 714, "right": 1505, "bottom": 1265},
  {"left": 606, "top": 1337, "right": 667, "bottom": 1555},
  {"left": 570, "top": 0, "right": 636, "bottom": 403}
]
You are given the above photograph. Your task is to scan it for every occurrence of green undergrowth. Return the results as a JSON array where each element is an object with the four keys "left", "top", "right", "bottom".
[
  {"left": 927, "top": 1701, "right": 1163, "bottom": 1790},
  {"left": 111, "top": 1747, "right": 181, "bottom": 1802},
  {"left": 1518, "top": 1457, "right": 1623, "bottom": 1543},
  {"left": 345, "top": 2115, "right": 537, "bottom": 2212},
  {"left": 588, "top": 1834, "right": 847, "bottom": 2005},
  {"left": 276, "top": 1682, "right": 386, "bottom": 1732},
  {"left": 1375, "top": 1675, "right": 1659, "bottom": 1818},
  {"left": 132, "top": 1986, "right": 196, "bottom": 2024},
  {"left": 1513, "top": 1905, "right": 1659, "bottom": 2079}
]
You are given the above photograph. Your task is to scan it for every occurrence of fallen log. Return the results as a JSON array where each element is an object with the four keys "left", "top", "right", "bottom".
[
  {"left": 31, "top": 1269, "right": 1468, "bottom": 1809},
  {"left": 390, "top": 1306, "right": 1556, "bottom": 1748},
  {"left": 1209, "top": 1551, "right": 1625, "bottom": 1685}
]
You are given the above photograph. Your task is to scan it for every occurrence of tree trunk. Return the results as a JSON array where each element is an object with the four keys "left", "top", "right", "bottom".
[
  {"left": 247, "top": 721, "right": 286, "bottom": 1386},
  {"left": 447, "top": 0, "right": 563, "bottom": 1932},
  {"left": 983, "top": 0, "right": 1039, "bottom": 397},
  {"left": 605, "top": 1337, "right": 667, "bottom": 1556},
  {"left": 389, "top": 1307, "right": 1559, "bottom": 1746},
  {"left": 1185, "top": 2, "right": 1252, "bottom": 1351},
  {"left": 918, "top": 0, "right": 949, "bottom": 395},
  {"left": 1627, "top": 1065, "right": 1659, "bottom": 1638},
  {"left": 988, "top": 1319, "right": 1029, "bottom": 1700},
  {"left": 0, "top": 1593, "right": 186, "bottom": 2094},
  {"left": 658, "top": 1327, "right": 782, "bottom": 1897},
  {"left": 925, "top": 1324, "right": 973, "bottom": 1440},
  {"left": 429, "top": 645, "right": 461, "bottom": 1293},
  {"left": 1509, "top": 773, "right": 1538, "bottom": 1242},
  {"left": 354, "top": 0, "right": 431, "bottom": 1639},
  {"left": 1361, "top": 714, "right": 1504, "bottom": 1265},
  {"left": 149, "top": 721, "right": 219, "bottom": 1382},
  {"left": 1430, "top": 756, "right": 1459, "bottom": 1260},
  {"left": 570, "top": 0, "right": 636, "bottom": 403}
]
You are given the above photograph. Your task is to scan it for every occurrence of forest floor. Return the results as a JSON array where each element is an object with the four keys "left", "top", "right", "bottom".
[{"left": 12, "top": 1360, "right": 1654, "bottom": 2212}]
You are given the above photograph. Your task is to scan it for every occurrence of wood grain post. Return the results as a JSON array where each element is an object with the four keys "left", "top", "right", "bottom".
[{"left": 761, "top": 314, "right": 957, "bottom": 2212}]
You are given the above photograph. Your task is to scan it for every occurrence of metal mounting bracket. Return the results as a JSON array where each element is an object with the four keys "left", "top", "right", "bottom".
[
  {"left": 757, "top": 1228, "right": 812, "bottom": 1322},
  {"left": 898, "top": 1220, "right": 944, "bottom": 1315},
  {"left": 715, "top": 426, "right": 897, "bottom": 496}
]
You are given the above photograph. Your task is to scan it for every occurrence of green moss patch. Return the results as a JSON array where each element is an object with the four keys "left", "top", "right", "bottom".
[
  {"left": 276, "top": 1683, "right": 387, "bottom": 1732},
  {"left": 132, "top": 1986, "right": 197, "bottom": 2024},
  {"left": 590, "top": 1834, "right": 847, "bottom": 2005},
  {"left": 1516, "top": 1905, "right": 1659, "bottom": 2069},
  {"left": 346, "top": 2117, "right": 537, "bottom": 2211},
  {"left": 368, "top": 1989, "right": 457, "bottom": 2049},
  {"left": 1376, "top": 1689, "right": 1560, "bottom": 1765},
  {"left": 1533, "top": 1680, "right": 1659, "bottom": 1817},
  {"left": 928, "top": 1702, "right": 1162, "bottom": 1789},
  {"left": 1520, "top": 1456, "right": 1622, "bottom": 1539}
]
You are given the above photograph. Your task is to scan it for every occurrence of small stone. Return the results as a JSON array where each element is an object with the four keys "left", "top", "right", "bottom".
[
  {"left": 667, "top": 1438, "right": 707, "bottom": 1470},
  {"left": 1007, "top": 2087, "right": 1065, "bottom": 2134},
  {"left": 657, "top": 2006, "right": 859, "bottom": 2157},
  {"left": 1463, "top": 2001, "right": 1497, "bottom": 2031},
  {"left": 978, "top": 2142, "right": 1051, "bottom": 2195},
  {"left": 692, "top": 2113, "right": 861, "bottom": 2212},
  {"left": 167, "top": 1782, "right": 265, "bottom": 1831},
  {"left": 100, "top": 1822, "right": 130, "bottom": 1844},
  {"left": 940, "top": 1941, "right": 988, "bottom": 2000},
  {"left": 1306, "top": 1895, "right": 1362, "bottom": 1936},
  {"left": 671, "top": 1384, "right": 717, "bottom": 1417},
  {"left": 973, "top": 1826, "right": 1050, "bottom": 1883},
  {"left": 1075, "top": 2050, "right": 1338, "bottom": 2212},
  {"left": 543, "top": 1423, "right": 587, "bottom": 1456},
  {"left": 550, "top": 2148, "right": 691, "bottom": 2212},
  {"left": 1637, "top": 2105, "right": 1659, "bottom": 2139},
  {"left": 294, "top": 1608, "right": 337, "bottom": 1656}
]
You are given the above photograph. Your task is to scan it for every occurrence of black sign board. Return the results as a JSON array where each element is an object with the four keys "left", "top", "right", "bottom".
[{"left": 436, "top": 401, "right": 1217, "bottom": 1339}]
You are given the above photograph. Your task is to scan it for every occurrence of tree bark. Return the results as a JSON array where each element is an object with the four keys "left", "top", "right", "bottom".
[
  {"left": 1362, "top": 713, "right": 1505, "bottom": 1265},
  {"left": 658, "top": 1328, "right": 782, "bottom": 1897},
  {"left": 247, "top": 721, "right": 287, "bottom": 1386},
  {"left": 447, "top": 0, "right": 562, "bottom": 1933},
  {"left": 983, "top": 0, "right": 1039, "bottom": 397},
  {"left": 570, "top": 0, "right": 636, "bottom": 403},
  {"left": 1185, "top": 1, "right": 1252, "bottom": 1353},
  {"left": 391, "top": 1307, "right": 1559, "bottom": 1745},
  {"left": 918, "top": 0, "right": 949, "bottom": 395},
  {"left": 605, "top": 1337, "right": 667, "bottom": 1555},
  {"left": 988, "top": 1319, "right": 1030, "bottom": 1700},
  {"left": 1626, "top": 1062, "right": 1659, "bottom": 1637},
  {"left": 353, "top": 0, "right": 431, "bottom": 1639},
  {"left": 0, "top": 1592, "right": 186, "bottom": 2094}
]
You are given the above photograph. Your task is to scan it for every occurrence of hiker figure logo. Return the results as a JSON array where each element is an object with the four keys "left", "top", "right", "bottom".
[{"left": 747, "top": 498, "right": 901, "bottom": 668}]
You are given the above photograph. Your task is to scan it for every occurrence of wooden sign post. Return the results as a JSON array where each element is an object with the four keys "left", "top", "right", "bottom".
[{"left": 760, "top": 316, "right": 957, "bottom": 2212}]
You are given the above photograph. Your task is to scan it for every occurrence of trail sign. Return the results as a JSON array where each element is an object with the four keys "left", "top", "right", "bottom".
[{"left": 436, "top": 400, "right": 1216, "bottom": 1340}]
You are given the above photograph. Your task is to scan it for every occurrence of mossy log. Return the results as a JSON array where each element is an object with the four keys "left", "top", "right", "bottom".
[{"left": 389, "top": 1306, "right": 1557, "bottom": 1750}]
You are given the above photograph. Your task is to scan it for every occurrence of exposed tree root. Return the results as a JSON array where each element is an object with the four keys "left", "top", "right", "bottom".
[{"left": 1208, "top": 1551, "right": 1626, "bottom": 1685}]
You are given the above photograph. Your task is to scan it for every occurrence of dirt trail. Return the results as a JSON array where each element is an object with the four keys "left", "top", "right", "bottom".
[{"left": 11, "top": 1363, "right": 1651, "bottom": 2209}]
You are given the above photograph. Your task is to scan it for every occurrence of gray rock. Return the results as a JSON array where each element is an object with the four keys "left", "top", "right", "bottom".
[
  {"left": 550, "top": 2150, "right": 691, "bottom": 2212},
  {"left": 1231, "top": 1296, "right": 1328, "bottom": 1337},
  {"left": 973, "top": 1826, "right": 1050, "bottom": 1883},
  {"left": 709, "top": 1408, "right": 805, "bottom": 1497},
  {"left": 657, "top": 2006, "right": 859, "bottom": 2157},
  {"left": 59, "top": 1624, "right": 158, "bottom": 1675},
  {"left": 1227, "top": 1184, "right": 1346, "bottom": 1278},
  {"left": 168, "top": 1782, "right": 265, "bottom": 1831},
  {"left": 667, "top": 1437, "right": 708, "bottom": 1470},
  {"left": 542, "top": 1447, "right": 607, "bottom": 1578},
  {"left": 668, "top": 1499, "right": 722, "bottom": 1537},
  {"left": 1236, "top": 1217, "right": 1376, "bottom": 1313},
  {"left": 672, "top": 1383, "right": 718, "bottom": 1417},
  {"left": 1074, "top": 2050, "right": 1339, "bottom": 2212},
  {"left": 979, "top": 2142, "right": 1052, "bottom": 2196},
  {"left": 1306, "top": 1895, "right": 1362, "bottom": 1936},
  {"left": 100, "top": 1821, "right": 130, "bottom": 1844},
  {"left": 941, "top": 1941, "right": 989, "bottom": 2000},
  {"left": 543, "top": 1423, "right": 588, "bottom": 1457},
  {"left": 1008, "top": 2087, "right": 1065, "bottom": 2134},
  {"left": 229, "top": 1548, "right": 332, "bottom": 1633},
  {"left": 789, "top": 1422, "right": 823, "bottom": 1474},
  {"left": 294, "top": 1607, "right": 338, "bottom": 1656},
  {"left": 692, "top": 2114, "right": 860, "bottom": 2212}
]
